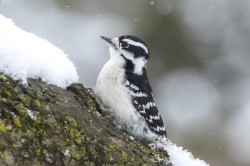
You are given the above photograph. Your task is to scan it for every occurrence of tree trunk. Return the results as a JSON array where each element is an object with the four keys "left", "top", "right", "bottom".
[{"left": 0, "top": 73, "right": 170, "bottom": 166}]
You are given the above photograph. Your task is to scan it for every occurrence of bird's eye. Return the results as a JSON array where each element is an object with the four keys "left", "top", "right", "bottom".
[{"left": 120, "top": 42, "right": 129, "bottom": 48}]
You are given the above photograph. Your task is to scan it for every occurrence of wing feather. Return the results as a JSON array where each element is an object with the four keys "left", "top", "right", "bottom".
[{"left": 124, "top": 70, "right": 167, "bottom": 136}]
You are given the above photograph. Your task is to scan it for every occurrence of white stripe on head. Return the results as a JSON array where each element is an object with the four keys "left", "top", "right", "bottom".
[{"left": 122, "top": 39, "right": 149, "bottom": 54}]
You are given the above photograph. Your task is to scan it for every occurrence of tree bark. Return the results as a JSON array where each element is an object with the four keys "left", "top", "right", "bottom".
[{"left": 0, "top": 73, "right": 170, "bottom": 166}]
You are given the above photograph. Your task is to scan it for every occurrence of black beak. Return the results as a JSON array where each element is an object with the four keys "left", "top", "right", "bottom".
[{"left": 100, "top": 36, "right": 116, "bottom": 47}]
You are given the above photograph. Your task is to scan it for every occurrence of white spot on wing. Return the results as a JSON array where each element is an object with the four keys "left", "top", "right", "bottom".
[
  {"left": 151, "top": 125, "right": 166, "bottom": 132},
  {"left": 149, "top": 114, "right": 161, "bottom": 120},
  {"left": 146, "top": 114, "right": 160, "bottom": 123},
  {"left": 142, "top": 102, "right": 156, "bottom": 110},
  {"left": 129, "top": 90, "right": 147, "bottom": 97},
  {"left": 125, "top": 80, "right": 139, "bottom": 91},
  {"left": 130, "top": 83, "right": 139, "bottom": 91},
  {"left": 125, "top": 80, "right": 130, "bottom": 86},
  {"left": 139, "top": 110, "right": 146, "bottom": 114}
]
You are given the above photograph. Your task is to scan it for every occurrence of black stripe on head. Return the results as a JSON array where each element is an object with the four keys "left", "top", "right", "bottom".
[{"left": 118, "top": 35, "right": 149, "bottom": 60}]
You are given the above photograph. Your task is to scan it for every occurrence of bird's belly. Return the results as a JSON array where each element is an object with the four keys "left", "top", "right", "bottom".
[
  {"left": 95, "top": 63, "right": 132, "bottom": 117},
  {"left": 95, "top": 63, "right": 142, "bottom": 129}
]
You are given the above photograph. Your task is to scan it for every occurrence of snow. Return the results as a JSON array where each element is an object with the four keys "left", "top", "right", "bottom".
[
  {"left": 150, "top": 140, "right": 209, "bottom": 166},
  {"left": 26, "top": 109, "right": 37, "bottom": 120},
  {"left": 63, "top": 149, "right": 70, "bottom": 157},
  {"left": 165, "top": 141, "right": 209, "bottom": 166},
  {"left": 129, "top": 136, "right": 135, "bottom": 140},
  {"left": 0, "top": 14, "right": 78, "bottom": 88}
]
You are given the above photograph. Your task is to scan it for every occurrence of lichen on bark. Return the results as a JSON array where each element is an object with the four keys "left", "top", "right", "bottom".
[{"left": 0, "top": 73, "right": 170, "bottom": 166}]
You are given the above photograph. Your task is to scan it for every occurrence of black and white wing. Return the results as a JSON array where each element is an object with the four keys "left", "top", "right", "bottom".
[{"left": 124, "top": 70, "right": 167, "bottom": 136}]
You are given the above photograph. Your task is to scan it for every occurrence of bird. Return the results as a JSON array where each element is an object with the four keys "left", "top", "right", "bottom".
[{"left": 95, "top": 35, "right": 167, "bottom": 141}]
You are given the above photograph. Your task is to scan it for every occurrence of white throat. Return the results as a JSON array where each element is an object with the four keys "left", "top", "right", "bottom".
[{"left": 108, "top": 46, "right": 125, "bottom": 66}]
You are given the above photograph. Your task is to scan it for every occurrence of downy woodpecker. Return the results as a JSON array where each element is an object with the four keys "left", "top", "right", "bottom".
[{"left": 95, "top": 35, "right": 167, "bottom": 140}]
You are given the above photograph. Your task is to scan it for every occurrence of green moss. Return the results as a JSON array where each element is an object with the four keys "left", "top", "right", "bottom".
[
  {"left": 14, "top": 117, "right": 21, "bottom": 127},
  {"left": 137, "top": 144, "right": 152, "bottom": 154},
  {"left": 34, "top": 100, "right": 41, "bottom": 107},
  {"left": 33, "top": 119, "right": 42, "bottom": 126},
  {"left": 121, "top": 150, "right": 128, "bottom": 161},
  {"left": 35, "top": 149, "right": 41, "bottom": 156},
  {"left": 13, "top": 142, "right": 22, "bottom": 148},
  {"left": 75, "top": 135, "right": 85, "bottom": 145},
  {"left": 149, "top": 158, "right": 156, "bottom": 162},
  {"left": 108, "top": 144, "right": 114, "bottom": 149},
  {"left": 53, "top": 123, "right": 62, "bottom": 134},
  {"left": 36, "top": 128, "right": 46, "bottom": 137},
  {"left": 69, "top": 128, "right": 79, "bottom": 138},
  {"left": 68, "top": 128, "right": 85, "bottom": 145},
  {"left": 15, "top": 103, "right": 26, "bottom": 112},
  {"left": 36, "top": 91, "right": 42, "bottom": 98},
  {"left": 0, "top": 123, "right": 6, "bottom": 132},
  {"left": 107, "top": 143, "right": 119, "bottom": 150},
  {"left": 163, "top": 156, "right": 169, "bottom": 161},
  {"left": 4, "top": 90, "right": 12, "bottom": 97},
  {"left": 84, "top": 98, "right": 98, "bottom": 112},
  {"left": 0, "top": 97, "right": 8, "bottom": 104},
  {"left": 17, "top": 94, "right": 30, "bottom": 105},
  {"left": 65, "top": 115, "right": 78, "bottom": 127}
]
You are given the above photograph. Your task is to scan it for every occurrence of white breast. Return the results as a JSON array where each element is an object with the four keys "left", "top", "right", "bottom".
[
  {"left": 95, "top": 47, "right": 158, "bottom": 140},
  {"left": 95, "top": 59, "right": 136, "bottom": 123}
]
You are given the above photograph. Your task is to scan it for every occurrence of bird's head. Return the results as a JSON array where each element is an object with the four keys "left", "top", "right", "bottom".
[{"left": 101, "top": 35, "right": 149, "bottom": 75}]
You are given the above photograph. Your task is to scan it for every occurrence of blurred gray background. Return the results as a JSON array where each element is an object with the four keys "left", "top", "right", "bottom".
[{"left": 1, "top": 0, "right": 250, "bottom": 165}]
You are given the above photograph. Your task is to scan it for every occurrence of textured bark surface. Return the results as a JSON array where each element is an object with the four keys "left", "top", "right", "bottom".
[{"left": 0, "top": 73, "right": 170, "bottom": 166}]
